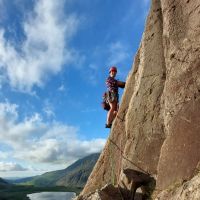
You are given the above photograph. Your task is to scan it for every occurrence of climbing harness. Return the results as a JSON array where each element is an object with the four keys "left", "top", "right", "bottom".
[{"left": 101, "top": 92, "right": 110, "bottom": 111}]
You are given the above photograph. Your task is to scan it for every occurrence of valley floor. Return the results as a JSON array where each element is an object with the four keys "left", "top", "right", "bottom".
[{"left": 0, "top": 185, "right": 82, "bottom": 200}]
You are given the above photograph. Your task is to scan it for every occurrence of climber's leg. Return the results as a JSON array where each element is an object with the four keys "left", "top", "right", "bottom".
[{"left": 106, "top": 100, "right": 118, "bottom": 127}]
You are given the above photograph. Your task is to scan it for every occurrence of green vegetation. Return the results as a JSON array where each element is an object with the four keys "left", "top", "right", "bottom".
[
  {"left": 0, "top": 178, "right": 10, "bottom": 188},
  {"left": 0, "top": 153, "right": 100, "bottom": 200},
  {"left": 15, "top": 153, "right": 100, "bottom": 188},
  {"left": 0, "top": 185, "right": 82, "bottom": 200}
]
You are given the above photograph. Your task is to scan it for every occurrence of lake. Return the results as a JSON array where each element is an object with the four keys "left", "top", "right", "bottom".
[{"left": 27, "top": 192, "right": 76, "bottom": 200}]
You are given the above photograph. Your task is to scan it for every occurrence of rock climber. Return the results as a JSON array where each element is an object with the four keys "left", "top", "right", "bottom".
[{"left": 105, "top": 66, "right": 126, "bottom": 128}]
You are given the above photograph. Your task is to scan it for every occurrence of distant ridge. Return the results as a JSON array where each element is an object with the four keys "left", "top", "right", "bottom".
[
  {"left": 14, "top": 153, "right": 100, "bottom": 188},
  {"left": 0, "top": 177, "right": 11, "bottom": 189},
  {"left": 56, "top": 153, "right": 100, "bottom": 187}
]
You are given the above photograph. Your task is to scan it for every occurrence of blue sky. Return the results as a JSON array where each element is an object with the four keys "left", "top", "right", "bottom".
[{"left": 0, "top": 0, "right": 150, "bottom": 177}]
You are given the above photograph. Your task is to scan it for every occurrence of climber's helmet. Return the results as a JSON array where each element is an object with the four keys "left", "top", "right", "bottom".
[{"left": 109, "top": 66, "right": 117, "bottom": 74}]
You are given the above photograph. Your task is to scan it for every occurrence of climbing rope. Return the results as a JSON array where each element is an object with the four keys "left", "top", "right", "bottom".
[
  {"left": 109, "top": 137, "right": 116, "bottom": 185},
  {"left": 109, "top": 136, "right": 124, "bottom": 200},
  {"left": 108, "top": 137, "right": 150, "bottom": 175},
  {"left": 117, "top": 137, "right": 123, "bottom": 183},
  {"left": 107, "top": 113, "right": 152, "bottom": 200}
]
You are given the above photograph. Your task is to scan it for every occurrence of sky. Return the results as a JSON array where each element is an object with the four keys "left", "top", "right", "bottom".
[{"left": 0, "top": 0, "right": 150, "bottom": 178}]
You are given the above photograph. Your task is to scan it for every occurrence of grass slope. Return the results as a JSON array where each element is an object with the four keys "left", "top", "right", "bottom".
[
  {"left": 16, "top": 153, "right": 100, "bottom": 188},
  {"left": 56, "top": 153, "right": 100, "bottom": 187},
  {"left": 0, "top": 178, "right": 9, "bottom": 185},
  {"left": 0, "top": 185, "right": 79, "bottom": 200},
  {"left": 0, "top": 177, "right": 12, "bottom": 190}
]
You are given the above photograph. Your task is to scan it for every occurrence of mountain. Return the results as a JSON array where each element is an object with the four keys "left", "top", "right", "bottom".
[
  {"left": 8, "top": 176, "right": 35, "bottom": 184},
  {"left": 16, "top": 153, "right": 100, "bottom": 188},
  {"left": 56, "top": 153, "right": 100, "bottom": 188},
  {"left": 76, "top": 0, "right": 200, "bottom": 199},
  {"left": 0, "top": 177, "right": 9, "bottom": 185},
  {"left": 0, "top": 177, "right": 11, "bottom": 189}
]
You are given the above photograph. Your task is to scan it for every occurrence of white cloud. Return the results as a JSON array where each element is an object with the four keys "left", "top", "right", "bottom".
[
  {"left": 0, "top": 102, "right": 47, "bottom": 148},
  {"left": 0, "top": 162, "right": 27, "bottom": 172},
  {"left": 43, "top": 107, "right": 55, "bottom": 118},
  {"left": 0, "top": 101, "right": 106, "bottom": 166},
  {"left": 0, "top": 151, "right": 9, "bottom": 159},
  {"left": 58, "top": 84, "right": 65, "bottom": 92},
  {"left": 107, "top": 41, "right": 130, "bottom": 66},
  {"left": 0, "top": 0, "right": 80, "bottom": 92},
  {"left": 0, "top": 101, "right": 19, "bottom": 122},
  {"left": 43, "top": 101, "right": 55, "bottom": 118},
  {"left": 18, "top": 123, "right": 104, "bottom": 164}
]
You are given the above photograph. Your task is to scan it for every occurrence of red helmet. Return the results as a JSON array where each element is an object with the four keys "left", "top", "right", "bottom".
[{"left": 109, "top": 66, "right": 117, "bottom": 73}]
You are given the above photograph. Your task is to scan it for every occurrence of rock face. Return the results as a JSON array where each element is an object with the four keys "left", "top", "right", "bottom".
[
  {"left": 155, "top": 173, "right": 200, "bottom": 200},
  {"left": 77, "top": 0, "right": 200, "bottom": 199}
]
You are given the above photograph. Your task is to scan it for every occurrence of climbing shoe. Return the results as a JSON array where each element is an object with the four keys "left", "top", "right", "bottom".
[{"left": 105, "top": 124, "right": 112, "bottom": 128}]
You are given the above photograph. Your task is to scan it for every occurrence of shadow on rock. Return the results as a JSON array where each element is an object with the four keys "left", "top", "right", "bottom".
[
  {"left": 76, "top": 169, "right": 155, "bottom": 200},
  {"left": 118, "top": 168, "right": 156, "bottom": 200}
]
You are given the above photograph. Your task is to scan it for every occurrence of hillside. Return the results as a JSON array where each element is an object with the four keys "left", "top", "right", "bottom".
[
  {"left": 0, "top": 177, "right": 10, "bottom": 186},
  {"left": 76, "top": 0, "right": 200, "bottom": 199},
  {"left": 56, "top": 153, "right": 100, "bottom": 187},
  {"left": 17, "top": 153, "right": 100, "bottom": 188}
]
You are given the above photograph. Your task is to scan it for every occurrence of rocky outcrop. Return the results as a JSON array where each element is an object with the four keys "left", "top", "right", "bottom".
[
  {"left": 155, "top": 172, "right": 200, "bottom": 200},
  {"left": 76, "top": 0, "right": 200, "bottom": 199}
]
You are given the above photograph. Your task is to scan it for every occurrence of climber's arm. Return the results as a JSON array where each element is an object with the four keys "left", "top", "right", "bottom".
[{"left": 117, "top": 81, "right": 126, "bottom": 88}]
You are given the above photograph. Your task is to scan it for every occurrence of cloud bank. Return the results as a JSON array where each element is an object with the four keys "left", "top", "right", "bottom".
[
  {"left": 0, "top": 101, "right": 106, "bottom": 168},
  {"left": 0, "top": 0, "right": 80, "bottom": 92},
  {"left": 0, "top": 162, "right": 27, "bottom": 172}
]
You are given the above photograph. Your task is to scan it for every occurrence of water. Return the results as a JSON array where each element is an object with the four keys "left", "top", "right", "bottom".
[{"left": 27, "top": 192, "right": 76, "bottom": 200}]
